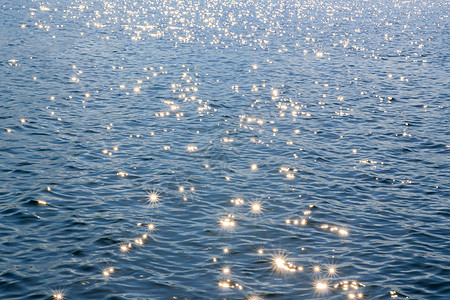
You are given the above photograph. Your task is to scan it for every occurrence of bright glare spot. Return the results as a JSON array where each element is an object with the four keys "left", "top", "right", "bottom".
[
  {"left": 250, "top": 164, "right": 258, "bottom": 171},
  {"left": 275, "top": 258, "right": 285, "bottom": 268},
  {"left": 231, "top": 198, "right": 244, "bottom": 206},
  {"left": 286, "top": 173, "right": 295, "bottom": 180},
  {"left": 53, "top": 293, "right": 63, "bottom": 300},
  {"left": 316, "top": 282, "right": 328, "bottom": 291},
  {"left": 220, "top": 217, "right": 236, "bottom": 229},
  {"left": 251, "top": 202, "right": 262, "bottom": 213},
  {"left": 148, "top": 223, "right": 155, "bottom": 231},
  {"left": 120, "top": 244, "right": 129, "bottom": 253},
  {"left": 218, "top": 279, "right": 242, "bottom": 290},
  {"left": 339, "top": 229, "right": 349, "bottom": 237},
  {"left": 272, "top": 254, "right": 298, "bottom": 272},
  {"left": 148, "top": 192, "right": 160, "bottom": 205},
  {"left": 187, "top": 145, "right": 198, "bottom": 152}
]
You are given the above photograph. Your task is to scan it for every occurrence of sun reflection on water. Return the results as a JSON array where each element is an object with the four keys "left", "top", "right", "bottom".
[{"left": 5, "top": 0, "right": 441, "bottom": 299}]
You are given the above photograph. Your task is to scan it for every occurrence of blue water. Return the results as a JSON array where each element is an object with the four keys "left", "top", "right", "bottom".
[{"left": 1, "top": 0, "right": 449, "bottom": 299}]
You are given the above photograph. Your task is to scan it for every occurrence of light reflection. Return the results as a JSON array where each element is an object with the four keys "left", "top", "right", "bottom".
[
  {"left": 328, "top": 266, "right": 337, "bottom": 276},
  {"left": 230, "top": 198, "right": 244, "bottom": 206},
  {"left": 315, "top": 281, "right": 328, "bottom": 293},
  {"left": 24, "top": 1, "right": 398, "bottom": 297},
  {"left": 338, "top": 229, "right": 349, "bottom": 237},
  {"left": 187, "top": 145, "right": 198, "bottom": 152},
  {"left": 286, "top": 173, "right": 295, "bottom": 180},
  {"left": 147, "top": 190, "right": 160, "bottom": 205},
  {"left": 120, "top": 244, "right": 130, "bottom": 253},
  {"left": 321, "top": 224, "right": 349, "bottom": 237},
  {"left": 313, "top": 265, "right": 321, "bottom": 273},
  {"left": 272, "top": 254, "right": 301, "bottom": 273},
  {"left": 220, "top": 214, "right": 236, "bottom": 230},
  {"left": 250, "top": 202, "right": 263, "bottom": 214},
  {"left": 102, "top": 267, "right": 114, "bottom": 278},
  {"left": 334, "top": 281, "right": 366, "bottom": 292},
  {"left": 347, "top": 293, "right": 364, "bottom": 299},
  {"left": 218, "top": 279, "right": 243, "bottom": 290},
  {"left": 247, "top": 296, "right": 262, "bottom": 300}
]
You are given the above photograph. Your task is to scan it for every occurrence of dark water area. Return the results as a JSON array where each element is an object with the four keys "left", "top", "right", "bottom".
[{"left": 0, "top": 0, "right": 449, "bottom": 299}]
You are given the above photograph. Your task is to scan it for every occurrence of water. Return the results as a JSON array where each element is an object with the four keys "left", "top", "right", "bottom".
[{"left": 0, "top": 0, "right": 449, "bottom": 299}]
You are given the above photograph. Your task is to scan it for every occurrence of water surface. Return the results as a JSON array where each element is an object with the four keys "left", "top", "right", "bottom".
[{"left": 0, "top": 0, "right": 449, "bottom": 299}]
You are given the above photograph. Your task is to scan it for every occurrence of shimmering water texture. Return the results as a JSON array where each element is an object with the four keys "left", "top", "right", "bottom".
[{"left": 0, "top": 0, "right": 449, "bottom": 299}]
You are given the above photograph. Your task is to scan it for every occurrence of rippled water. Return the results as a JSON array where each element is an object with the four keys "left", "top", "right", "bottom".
[{"left": 1, "top": 0, "right": 449, "bottom": 299}]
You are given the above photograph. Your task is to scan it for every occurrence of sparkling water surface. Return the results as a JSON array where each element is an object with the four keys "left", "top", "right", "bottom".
[{"left": 0, "top": 0, "right": 449, "bottom": 299}]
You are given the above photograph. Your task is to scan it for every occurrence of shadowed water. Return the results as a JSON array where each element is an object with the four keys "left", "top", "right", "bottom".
[{"left": 0, "top": 0, "right": 449, "bottom": 299}]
